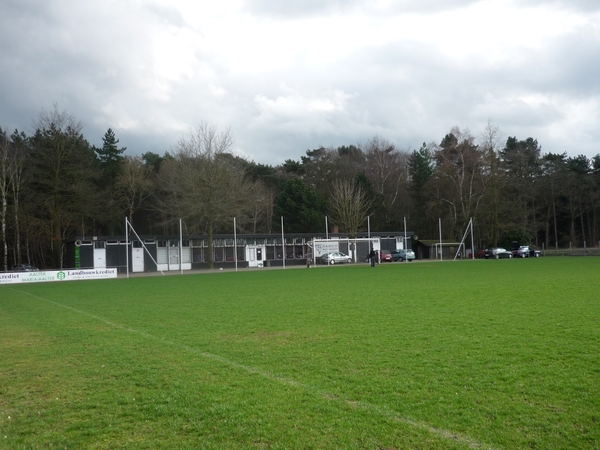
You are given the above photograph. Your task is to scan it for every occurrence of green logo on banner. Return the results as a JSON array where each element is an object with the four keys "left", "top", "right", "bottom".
[{"left": 57, "top": 271, "right": 66, "bottom": 280}]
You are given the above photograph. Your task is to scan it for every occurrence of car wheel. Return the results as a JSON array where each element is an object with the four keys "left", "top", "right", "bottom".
[
  {"left": 330, "top": 260, "right": 335, "bottom": 265},
  {"left": 347, "top": 259, "right": 352, "bottom": 263},
  {"left": 495, "top": 254, "right": 499, "bottom": 259}
]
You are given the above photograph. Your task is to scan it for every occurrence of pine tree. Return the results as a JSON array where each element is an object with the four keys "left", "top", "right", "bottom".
[{"left": 95, "top": 128, "right": 126, "bottom": 186}]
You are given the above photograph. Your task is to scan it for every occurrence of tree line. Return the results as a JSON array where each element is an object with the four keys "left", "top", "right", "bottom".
[{"left": 2, "top": 106, "right": 599, "bottom": 270}]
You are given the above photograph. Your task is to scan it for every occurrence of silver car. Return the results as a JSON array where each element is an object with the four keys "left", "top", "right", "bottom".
[
  {"left": 320, "top": 252, "right": 353, "bottom": 265},
  {"left": 484, "top": 248, "right": 513, "bottom": 259}
]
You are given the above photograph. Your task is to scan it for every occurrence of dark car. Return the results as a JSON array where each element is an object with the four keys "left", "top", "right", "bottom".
[
  {"left": 484, "top": 248, "right": 513, "bottom": 259},
  {"left": 12, "top": 263, "right": 39, "bottom": 271},
  {"left": 392, "top": 249, "right": 416, "bottom": 261},
  {"left": 512, "top": 245, "right": 541, "bottom": 258}
]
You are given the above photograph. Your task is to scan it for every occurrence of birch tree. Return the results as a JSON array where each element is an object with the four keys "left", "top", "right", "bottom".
[
  {"left": 0, "top": 129, "right": 10, "bottom": 270},
  {"left": 431, "top": 127, "right": 486, "bottom": 240}
]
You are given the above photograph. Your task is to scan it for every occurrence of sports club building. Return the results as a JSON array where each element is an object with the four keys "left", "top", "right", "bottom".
[{"left": 65, "top": 231, "right": 415, "bottom": 273}]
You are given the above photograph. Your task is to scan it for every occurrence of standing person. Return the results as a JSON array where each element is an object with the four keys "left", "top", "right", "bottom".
[{"left": 369, "top": 249, "right": 376, "bottom": 268}]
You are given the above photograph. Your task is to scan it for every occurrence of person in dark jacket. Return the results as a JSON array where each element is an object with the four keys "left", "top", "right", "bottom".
[{"left": 368, "top": 249, "right": 376, "bottom": 267}]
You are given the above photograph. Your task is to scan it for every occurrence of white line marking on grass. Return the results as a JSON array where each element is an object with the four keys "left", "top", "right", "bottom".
[{"left": 10, "top": 287, "right": 495, "bottom": 450}]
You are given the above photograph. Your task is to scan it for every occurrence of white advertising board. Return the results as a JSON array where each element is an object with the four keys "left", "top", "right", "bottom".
[
  {"left": 313, "top": 240, "right": 340, "bottom": 257},
  {"left": 0, "top": 268, "right": 118, "bottom": 285}
]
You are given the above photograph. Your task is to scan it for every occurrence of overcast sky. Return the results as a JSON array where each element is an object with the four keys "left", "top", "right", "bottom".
[{"left": 1, "top": 0, "right": 599, "bottom": 164}]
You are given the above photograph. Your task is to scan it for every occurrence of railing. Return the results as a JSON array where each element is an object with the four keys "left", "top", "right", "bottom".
[{"left": 542, "top": 243, "right": 600, "bottom": 257}]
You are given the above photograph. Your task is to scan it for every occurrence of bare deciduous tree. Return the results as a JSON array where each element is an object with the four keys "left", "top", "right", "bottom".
[
  {"left": 430, "top": 127, "right": 486, "bottom": 240},
  {"left": 116, "top": 156, "right": 154, "bottom": 225},
  {"left": 237, "top": 181, "right": 273, "bottom": 234},
  {"left": 363, "top": 136, "right": 410, "bottom": 229},
  {"left": 328, "top": 179, "right": 372, "bottom": 238},
  {"left": 157, "top": 122, "right": 266, "bottom": 268},
  {"left": 479, "top": 121, "right": 505, "bottom": 246}
]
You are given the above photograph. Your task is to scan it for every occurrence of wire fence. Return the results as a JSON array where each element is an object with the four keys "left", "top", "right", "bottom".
[{"left": 542, "top": 244, "right": 600, "bottom": 257}]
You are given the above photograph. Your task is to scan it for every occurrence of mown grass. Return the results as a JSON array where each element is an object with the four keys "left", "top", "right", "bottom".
[{"left": 1, "top": 258, "right": 599, "bottom": 449}]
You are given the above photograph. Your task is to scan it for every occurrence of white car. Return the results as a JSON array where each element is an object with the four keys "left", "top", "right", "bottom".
[{"left": 320, "top": 252, "right": 353, "bottom": 265}]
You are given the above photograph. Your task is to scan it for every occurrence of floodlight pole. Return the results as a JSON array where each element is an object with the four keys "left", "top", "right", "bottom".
[
  {"left": 470, "top": 217, "right": 475, "bottom": 260},
  {"left": 325, "top": 215, "right": 329, "bottom": 240},
  {"left": 281, "top": 216, "right": 286, "bottom": 269},
  {"left": 234, "top": 217, "right": 238, "bottom": 272},
  {"left": 404, "top": 216, "right": 408, "bottom": 263},
  {"left": 179, "top": 218, "right": 183, "bottom": 275},
  {"left": 439, "top": 218, "right": 443, "bottom": 261},
  {"left": 368, "top": 216, "right": 371, "bottom": 251},
  {"left": 125, "top": 216, "right": 130, "bottom": 278}
]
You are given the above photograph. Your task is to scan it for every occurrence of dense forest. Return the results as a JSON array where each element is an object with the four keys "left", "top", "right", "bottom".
[{"left": 2, "top": 106, "right": 600, "bottom": 270}]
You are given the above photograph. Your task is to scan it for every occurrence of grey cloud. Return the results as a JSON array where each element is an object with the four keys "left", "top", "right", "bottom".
[
  {"left": 242, "top": 0, "right": 480, "bottom": 17},
  {"left": 1, "top": 0, "right": 599, "bottom": 166},
  {"left": 375, "top": 0, "right": 482, "bottom": 14},
  {"left": 514, "top": 0, "right": 600, "bottom": 12},
  {"left": 538, "top": 34, "right": 600, "bottom": 97},
  {"left": 466, "top": 30, "right": 600, "bottom": 99},
  {"left": 200, "top": 24, "right": 600, "bottom": 161},
  {"left": 143, "top": 2, "right": 187, "bottom": 27},
  {"left": 241, "top": 0, "right": 362, "bottom": 17}
]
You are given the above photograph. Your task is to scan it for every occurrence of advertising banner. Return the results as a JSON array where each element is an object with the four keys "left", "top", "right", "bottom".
[
  {"left": 0, "top": 268, "right": 118, "bottom": 285},
  {"left": 313, "top": 240, "right": 340, "bottom": 257}
]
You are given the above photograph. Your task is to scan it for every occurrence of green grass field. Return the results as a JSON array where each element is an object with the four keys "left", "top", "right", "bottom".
[{"left": 1, "top": 258, "right": 599, "bottom": 449}]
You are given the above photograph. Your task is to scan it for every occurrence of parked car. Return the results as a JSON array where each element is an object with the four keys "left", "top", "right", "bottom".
[
  {"left": 12, "top": 263, "right": 39, "bottom": 271},
  {"left": 474, "top": 249, "right": 487, "bottom": 258},
  {"left": 512, "top": 245, "right": 541, "bottom": 258},
  {"left": 392, "top": 249, "right": 416, "bottom": 261},
  {"left": 484, "top": 248, "right": 513, "bottom": 259},
  {"left": 380, "top": 249, "right": 393, "bottom": 262},
  {"left": 320, "top": 252, "right": 353, "bottom": 265}
]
